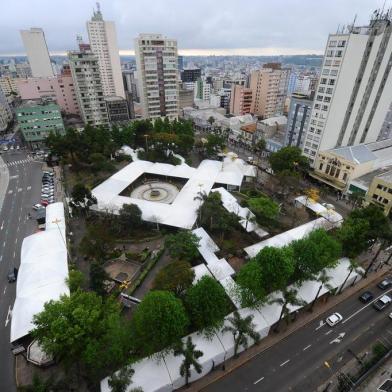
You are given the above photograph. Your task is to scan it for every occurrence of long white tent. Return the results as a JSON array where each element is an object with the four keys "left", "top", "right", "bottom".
[{"left": 10, "top": 203, "right": 69, "bottom": 343}]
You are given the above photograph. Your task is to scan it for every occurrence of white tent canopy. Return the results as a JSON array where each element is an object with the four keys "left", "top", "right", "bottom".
[{"left": 10, "top": 203, "right": 69, "bottom": 343}]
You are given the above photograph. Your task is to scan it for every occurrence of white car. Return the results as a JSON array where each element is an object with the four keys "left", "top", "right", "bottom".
[
  {"left": 326, "top": 312, "right": 343, "bottom": 327},
  {"left": 10, "top": 145, "right": 14, "bottom": 150},
  {"left": 389, "top": 312, "right": 392, "bottom": 320},
  {"left": 3, "top": 146, "right": 8, "bottom": 151},
  {"left": 16, "top": 145, "right": 20, "bottom": 150},
  {"left": 32, "top": 204, "right": 45, "bottom": 211}
]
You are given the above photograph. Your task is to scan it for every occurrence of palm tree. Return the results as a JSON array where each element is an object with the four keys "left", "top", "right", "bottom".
[
  {"left": 108, "top": 366, "right": 136, "bottom": 392},
  {"left": 338, "top": 259, "right": 361, "bottom": 294},
  {"left": 174, "top": 337, "right": 203, "bottom": 387},
  {"left": 365, "top": 233, "right": 392, "bottom": 277},
  {"left": 193, "top": 190, "right": 208, "bottom": 224},
  {"left": 271, "top": 288, "right": 306, "bottom": 332},
  {"left": 222, "top": 311, "right": 261, "bottom": 358},
  {"left": 244, "top": 210, "right": 256, "bottom": 231},
  {"left": 309, "top": 270, "right": 332, "bottom": 312}
]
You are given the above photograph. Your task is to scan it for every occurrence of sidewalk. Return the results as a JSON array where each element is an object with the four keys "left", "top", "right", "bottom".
[
  {"left": 184, "top": 265, "right": 390, "bottom": 392},
  {"left": 0, "top": 155, "right": 9, "bottom": 212}
]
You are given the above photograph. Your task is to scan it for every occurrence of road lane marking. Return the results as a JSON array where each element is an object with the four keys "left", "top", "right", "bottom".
[
  {"left": 2, "top": 242, "right": 5, "bottom": 248},
  {"left": 0, "top": 256, "right": 2, "bottom": 262},
  {"left": 0, "top": 221, "right": 3, "bottom": 230},
  {"left": 280, "top": 359, "right": 290, "bottom": 367},
  {"left": 329, "top": 332, "right": 346, "bottom": 345},
  {"left": 254, "top": 377, "right": 265, "bottom": 385},
  {"left": 3, "top": 287, "right": 6, "bottom": 294},
  {"left": 315, "top": 320, "right": 326, "bottom": 331},
  {"left": 342, "top": 287, "right": 392, "bottom": 324},
  {"left": 15, "top": 238, "right": 18, "bottom": 244},
  {"left": 325, "top": 330, "right": 333, "bottom": 335},
  {"left": 303, "top": 344, "right": 312, "bottom": 351},
  {"left": 5, "top": 306, "right": 12, "bottom": 327}
]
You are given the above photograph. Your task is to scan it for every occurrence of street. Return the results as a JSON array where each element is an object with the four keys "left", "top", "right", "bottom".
[
  {"left": 0, "top": 148, "right": 43, "bottom": 391},
  {"left": 203, "top": 280, "right": 392, "bottom": 392}
]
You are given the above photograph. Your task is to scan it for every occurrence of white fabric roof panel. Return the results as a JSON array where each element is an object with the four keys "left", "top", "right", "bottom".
[
  {"left": 244, "top": 217, "right": 335, "bottom": 258},
  {"left": 100, "top": 357, "right": 173, "bottom": 392},
  {"left": 164, "top": 332, "right": 226, "bottom": 389},
  {"left": 219, "top": 276, "right": 242, "bottom": 309},
  {"left": 92, "top": 156, "right": 256, "bottom": 230},
  {"left": 295, "top": 280, "right": 329, "bottom": 304},
  {"left": 10, "top": 203, "right": 69, "bottom": 343},
  {"left": 326, "top": 257, "right": 364, "bottom": 290},
  {"left": 192, "top": 264, "right": 213, "bottom": 283}
]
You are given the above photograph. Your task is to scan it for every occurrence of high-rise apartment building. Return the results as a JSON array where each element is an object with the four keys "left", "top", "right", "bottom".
[
  {"left": 303, "top": 12, "right": 392, "bottom": 165},
  {"left": 181, "top": 67, "right": 201, "bottom": 83},
  {"left": 0, "top": 88, "right": 12, "bottom": 133},
  {"left": 194, "top": 78, "right": 211, "bottom": 101},
  {"left": 135, "top": 34, "right": 179, "bottom": 120},
  {"left": 20, "top": 28, "right": 54, "bottom": 78},
  {"left": 285, "top": 93, "right": 313, "bottom": 149},
  {"left": 230, "top": 84, "right": 253, "bottom": 115},
  {"left": 68, "top": 44, "right": 109, "bottom": 127},
  {"left": 250, "top": 63, "right": 290, "bottom": 119},
  {"left": 86, "top": 4, "right": 125, "bottom": 98}
]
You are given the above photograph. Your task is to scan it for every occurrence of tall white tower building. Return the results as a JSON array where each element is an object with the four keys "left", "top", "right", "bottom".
[
  {"left": 303, "top": 11, "right": 392, "bottom": 165},
  {"left": 87, "top": 3, "right": 125, "bottom": 98},
  {"left": 135, "top": 34, "right": 179, "bottom": 120},
  {"left": 68, "top": 42, "right": 109, "bottom": 127},
  {"left": 20, "top": 28, "right": 54, "bottom": 78}
]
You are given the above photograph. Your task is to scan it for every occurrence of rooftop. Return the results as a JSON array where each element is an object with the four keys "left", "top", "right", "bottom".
[
  {"left": 328, "top": 144, "right": 377, "bottom": 164},
  {"left": 259, "top": 115, "right": 287, "bottom": 127}
]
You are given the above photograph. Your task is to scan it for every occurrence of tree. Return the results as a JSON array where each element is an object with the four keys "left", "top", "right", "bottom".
[
  {"left": 271, "top": 287, "right": 306, "bottom": 332},
  {"left": 269, "top": 146, "right": 309, "bottom": 174},
  {"left": 79, "top": 223, "right": 116, "bottom": 261},
  {"left": 153, "top": 260, "right": 195, "bottom": 297},
  {"left": 32, "top": 291, "right": 131, "bottom": 382},
  {"left": 222, "top": 311, "right": 260, "bottom": 357},
  {"left": 185, "top": 276, "right": 231, "bottom": 336},
  {"left": 309, "top": 269, "right": 332, "bottom": 312},
  {"left": 247, "top": 196, "right": 280, "bottom": 222},
  {"left": 337, "top": 259, "right": 360, "bottom": 294},
  {"left": 131, "top": 291, "right": 189, "bottom": 356},
  {"left": 235, "top": 260, "right": 266, "bottom": 308},
  {"left": 337, "top": 217, "right": 370, "bottom": 258},
  {"left": 173, "top": 337, "right": 203, "bottom": 387},
  {"left": 348, "top": 191, "right": 364, "bottom": 210},
  {"left": 66, "top": 269, "right": 85, "bottom": 292},
  {"left": 90, "top": 261, "right": 110, "bottom": 296},
  {"left": 71, "top": 183, "right": 97, "bottom": 212},
  {"left": 117, "top": 203, "right": 143, "bottom": 234},
  {"left": 165, "top": 231, "right": 200, "bottom": 263},
  {"left": 205, "top": 133, "right": 225, "bottom": 157},
  {"left": 253, "top": 246, "right": 295, "bottom": 293},
  {"left": 108, "top": 366, "right": 143, "bottom": 392}
]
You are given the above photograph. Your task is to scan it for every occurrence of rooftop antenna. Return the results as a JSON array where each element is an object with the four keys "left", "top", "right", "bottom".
[
  {"left": 337, "top": 24, "right": 340, "bottom": 33},
  {"left": 96, "top": 2, "right": 101, "bottom": 13}
]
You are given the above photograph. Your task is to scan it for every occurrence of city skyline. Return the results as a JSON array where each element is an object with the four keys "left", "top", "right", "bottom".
[{"left": 0, "top": 0, "right": 386, "bottom": 56}]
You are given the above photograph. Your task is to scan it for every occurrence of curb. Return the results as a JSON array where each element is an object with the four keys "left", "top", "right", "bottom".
[{"left": 186, "top": 267, "right": 389, "bottom": 392}]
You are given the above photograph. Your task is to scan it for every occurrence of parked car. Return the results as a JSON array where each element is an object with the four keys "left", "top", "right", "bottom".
[
  {"left": 10, "top": 145, "right": 14, "bottom": 150},
  {"left": 389, "top": 312, "right": 392, "bottom": 320},
  {"left": 326, "top": 312, "right": 343, "bottom": 327},
  {"left": 7, "top": 267, "right": 18, "bottom": 283},
  {"left": 41, "top": 200, "right": 49, "bottom": 206},
  {"left": 377, "top": 278, "right": 392, "bottom": 290},
  {"left": 16, "top": 145, "right": 20, "bottom": 150},
  {"left": 359, "top": 291, "right": 374, "bottom": 303},
  {"left": 32, "top": 203, "right": 45, "bottom": 211},
  {"left": 3, "top": 146, "right": 8, "bottom": 151},
  {"left": 373, "top": 295, "right": 392, "bottom": 311}
]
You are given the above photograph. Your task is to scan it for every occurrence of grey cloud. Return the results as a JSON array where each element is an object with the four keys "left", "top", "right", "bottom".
[{"left": 0, "top": 0, "right": 386, "bottom": 55}]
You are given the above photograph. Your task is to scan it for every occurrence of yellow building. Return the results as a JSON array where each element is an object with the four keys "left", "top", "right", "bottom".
[{"left": 365, "top": 171, "right": 392, "bottom": 216}]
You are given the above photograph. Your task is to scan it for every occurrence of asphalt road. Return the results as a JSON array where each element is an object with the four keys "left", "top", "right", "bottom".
[
  {"left": 0, "top": 148, "right": 43, "bottom": 391},
  {"left": 204, "top": 280, "right": 392, "bottom": 392}
]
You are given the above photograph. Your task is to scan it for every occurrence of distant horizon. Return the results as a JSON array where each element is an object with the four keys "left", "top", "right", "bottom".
[{"left": 0, "top": 49, "right": 324, "bottom": 58}]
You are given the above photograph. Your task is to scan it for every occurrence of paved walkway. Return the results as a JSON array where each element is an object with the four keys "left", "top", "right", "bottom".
[
  {"left": 0, "top": 155, "right": 9, "bottom": 213},
  {"left": 184, "top": 266, "right": 390, "bottom": 392}
]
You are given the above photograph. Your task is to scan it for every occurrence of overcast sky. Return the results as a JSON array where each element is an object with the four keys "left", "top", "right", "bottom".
[{"left": 0, "top": 0, "right": 386, "bottom": 56}]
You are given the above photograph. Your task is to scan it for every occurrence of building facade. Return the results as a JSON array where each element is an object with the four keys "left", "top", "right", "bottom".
[
  {"left": 16, "top": 99, "right": 65, "bottom": 148},
  {"left": 303, "top": 12, "right": 392, "bottom": 165},
  {"left": 86, "top": 4, "right": 125, "bottom": 98},
  {"left": 179, "top": 88, "right": 194, "bottom": 109},
  {"left": 181, "top": 67, "right": 201, "bottom": 83},
  {"left": 230, "top": 84, "right": 252, "bottom": 115},
  {"left": 135, "top": 33, "right": 179, "bottom": 120},
  {"left": 250, "top": 63, "right": 290, "bottom": 119},
  {"left": 16, "top": 71, "right": 80, "bottom": 116},
  {"left": 365, "top": 170, "right": 392, "bottom": 216},
  {"left": 285, "top": 93, "right": 313, "bottom": 149},
  {"left": 20, "top": 28, "right": 54, "bottom": 78},
  {"left": 104, "top": 96, "right": 130, "bottom": 123},
  {"left": 0, "top": 88, "right": 12, "bottom": 133},
  {"left": 0, "top": 76, "right": 19, "bottom": 97},
  {"left": 194, "top": 78, "right": 211, "bottom": 101},
  {"left": 68, "top": 45, "right": 109, "bottom": 127}
]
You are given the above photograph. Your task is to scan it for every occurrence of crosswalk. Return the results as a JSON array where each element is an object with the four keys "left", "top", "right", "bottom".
[{"left": 0, "top": 157, "right": 36, "bottom": 169}]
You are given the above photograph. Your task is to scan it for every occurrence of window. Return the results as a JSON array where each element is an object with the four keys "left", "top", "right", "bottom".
[
  {"left": 377, "top": 184, "right": 383, "bottom": 190},
  {"left": 328, "top": 79, "right": 335, "bottom": 85},
  {"left": 320, "top": 78, "right": 327, "bottom": 85},
  {"left": 343, "top": 172, "right": 348, "bottom": 181},
  {"left": 319, "top": 163, "right": 324, "bottom": 171}
]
